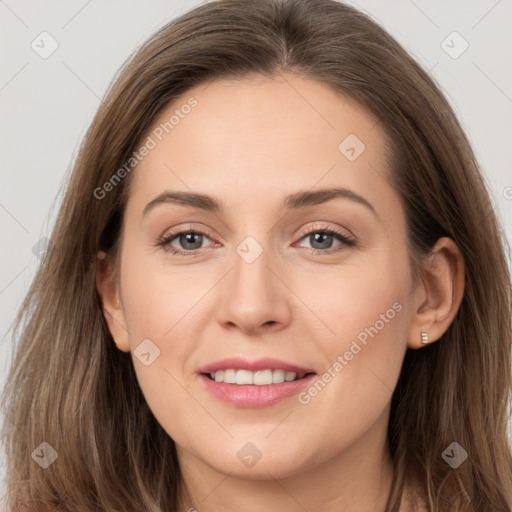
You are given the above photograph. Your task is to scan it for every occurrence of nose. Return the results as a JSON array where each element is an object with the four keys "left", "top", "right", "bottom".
[{"left": 215, "top": 242, "right": 292, "bottom": 336}]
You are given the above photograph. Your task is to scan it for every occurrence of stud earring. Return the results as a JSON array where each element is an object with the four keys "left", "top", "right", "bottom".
[{"left": 421, "top": 332, "right": 429, "bottom": 345}]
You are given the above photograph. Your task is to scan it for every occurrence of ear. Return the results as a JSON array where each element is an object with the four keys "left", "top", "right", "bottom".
[
  {"left": 407, "top": 237, "right": 465, "bottom": 349},
  {"left": 95, "top": 250, "right": 130, "bottom": 352}
]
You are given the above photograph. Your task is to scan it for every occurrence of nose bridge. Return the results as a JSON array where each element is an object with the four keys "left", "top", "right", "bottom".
[
  {"left": 234, "top": 236, "right": 271, "bottom": 294},
  {"left": 231, "top": 233, "right": 277, "bottom": 307},
  {"left": 215, "top": 231, "right": 291, "bottom": 333}
]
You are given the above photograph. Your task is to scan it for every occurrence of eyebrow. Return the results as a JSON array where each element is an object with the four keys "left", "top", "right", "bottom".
[{"left": 142, "top": 187, "right": 378, "bottom": 218}]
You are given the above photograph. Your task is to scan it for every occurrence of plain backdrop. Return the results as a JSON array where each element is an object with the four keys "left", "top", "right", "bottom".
[{"left": 1, "top": 0, "right": 511, "bottom": 501}]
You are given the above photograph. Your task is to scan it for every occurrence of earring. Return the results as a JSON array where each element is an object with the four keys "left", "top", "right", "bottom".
[{"left": 421, "top": 332, "right": 429, "bottom": 345}]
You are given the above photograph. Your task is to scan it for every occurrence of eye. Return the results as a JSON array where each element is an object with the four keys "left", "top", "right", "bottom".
[
  {"left": 156, "top": 224, "right": 356, "bottom": 257},
  {"left": 157, "top": 226, "right": 217, "bottom": 256},
  {"left": 295, "top": 225, "right": 356, "bottom": 255}
]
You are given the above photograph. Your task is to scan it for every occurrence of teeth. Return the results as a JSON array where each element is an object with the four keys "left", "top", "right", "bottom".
[
  {"left": 253, "top": 369, "right": 272, "bottom": 385},
  {"left": 236, "top": 369, "right": 253, "bottom": 385},
  {"left": 272, "top": 369, "right": 285, "bottom": 384},
  {"left": 208, "top": 369, "right": 304, "bottom": 385},
  {"left": 224, "top": 369, "right": 236, "bottom": 384}
]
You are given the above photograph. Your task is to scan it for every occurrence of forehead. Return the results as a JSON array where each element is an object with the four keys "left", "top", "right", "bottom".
[{"left": 128, "top": 74, "right": 392, "bottom": 212}]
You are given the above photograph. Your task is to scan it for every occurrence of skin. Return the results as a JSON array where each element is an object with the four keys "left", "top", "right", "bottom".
[{"left": 96, "top": 73, "right": 464, "bottom": 511}]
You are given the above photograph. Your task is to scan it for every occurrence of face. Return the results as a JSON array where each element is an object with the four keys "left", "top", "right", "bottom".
[{"left": 108, "top": 74, "right": 416, "bottom": 479}]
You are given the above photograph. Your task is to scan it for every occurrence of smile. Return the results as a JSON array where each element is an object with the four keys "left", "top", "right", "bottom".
[
  {"left": 197, "top": 357, "right": 316, "bottom": 408},
  {"left": 206, "top": 369, "right": 308, "bottom": 385}
]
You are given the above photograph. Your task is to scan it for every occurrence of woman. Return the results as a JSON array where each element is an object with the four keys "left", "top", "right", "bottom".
[{"left": 1, "top": 0, "right": 511, "bottom": 510}]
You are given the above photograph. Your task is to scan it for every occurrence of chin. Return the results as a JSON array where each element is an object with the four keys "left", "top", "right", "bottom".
[{"left": 199, "top": 443, "right": 316, "bottom": 480}]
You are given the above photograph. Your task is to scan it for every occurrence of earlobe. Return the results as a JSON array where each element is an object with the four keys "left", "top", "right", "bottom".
[
  {"left": 95, "top": 251, "right": 131, "bottom": 352},
  {"left": 407, "top": 237, "right": 465, "bottom": 349}
]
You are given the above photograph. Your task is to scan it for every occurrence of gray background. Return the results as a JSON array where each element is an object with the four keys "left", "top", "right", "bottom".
[{"left": 1, "top": 0, "right": 511, "bottom": 502}]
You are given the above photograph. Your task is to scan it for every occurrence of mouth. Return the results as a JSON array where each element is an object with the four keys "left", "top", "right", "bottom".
[{"left": 197, "top": 358, "right": 317, "bottom": 408}]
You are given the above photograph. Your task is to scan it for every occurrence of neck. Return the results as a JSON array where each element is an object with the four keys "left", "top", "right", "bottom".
[{"left": 176, "top": 408, "right": 395, "bottom": 512}]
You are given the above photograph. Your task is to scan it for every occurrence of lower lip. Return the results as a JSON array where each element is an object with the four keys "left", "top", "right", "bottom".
[{"left": 199, "top": 373, "right": 316, "bottom": 408}]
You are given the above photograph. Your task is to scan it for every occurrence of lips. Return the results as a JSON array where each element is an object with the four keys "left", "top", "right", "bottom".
[{"left": 197, "top": 357, "right": 316, "bottom": 408}]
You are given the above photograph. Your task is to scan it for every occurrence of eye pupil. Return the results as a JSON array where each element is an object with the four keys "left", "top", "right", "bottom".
[
  {"left": 311, "top": 232, "right": 333, "bottom": 249},
  {"left": 180, "top": 232, "right": 203, "bottom": 250}
]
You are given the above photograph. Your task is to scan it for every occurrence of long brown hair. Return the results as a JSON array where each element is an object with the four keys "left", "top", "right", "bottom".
[{"left": 2, "top": 0, "right": 511, "bottom": 510}]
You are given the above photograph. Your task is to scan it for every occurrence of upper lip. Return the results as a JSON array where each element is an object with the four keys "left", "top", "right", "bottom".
[{"left": 198, "top": 357, "right": 315, "bottom": 374}]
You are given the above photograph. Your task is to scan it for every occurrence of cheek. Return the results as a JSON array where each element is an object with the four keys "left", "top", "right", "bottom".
[
  {"left": 290, "top": 247, "right": 411, "bottom": 413},
  {"left": 294, "top": 242, "right": 411, "bottom": 352},
  {"left": 118, "top": 250, "right": 217, "bottom": 434},
  {"left": 120, "top": 250, "right": 207, "bottom": 340}
]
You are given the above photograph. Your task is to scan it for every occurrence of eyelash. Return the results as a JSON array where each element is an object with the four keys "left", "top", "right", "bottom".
[{"left": 156, "top": 224, "right": 356, "bottom": 257}]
